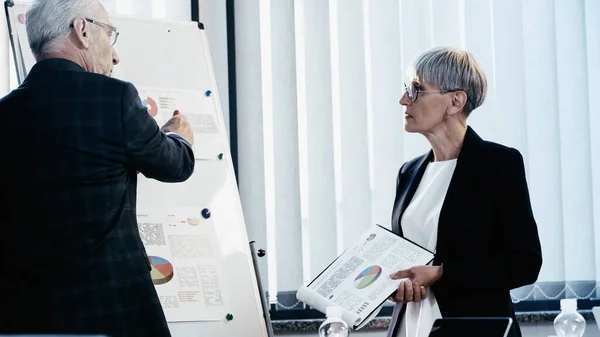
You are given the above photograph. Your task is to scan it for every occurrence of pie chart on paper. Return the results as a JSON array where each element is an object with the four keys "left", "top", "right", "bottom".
[
  {"left": 354, "top": 265, "right": 382, "bottom": 289},
  {"left": 142, "top": 97, "right": 159, "bottom": 117},
  {"left": 149, "top": 256, "right": 174, "bottom": 285}
]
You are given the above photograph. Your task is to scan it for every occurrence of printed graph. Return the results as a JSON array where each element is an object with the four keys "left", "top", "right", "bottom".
[
  {"left": 142, "top": 96, "right": 159, "bottom": 117},
  {"left": 149, "top": 255, "right": 174, "bottom": 285},
  {"left": 354, "top": 265, "right": 382, "bottom": 289}
]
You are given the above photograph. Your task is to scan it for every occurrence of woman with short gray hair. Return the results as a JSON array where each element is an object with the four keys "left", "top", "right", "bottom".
[{"left": 386, "top": 47, "right": 542, "bottom": 337}]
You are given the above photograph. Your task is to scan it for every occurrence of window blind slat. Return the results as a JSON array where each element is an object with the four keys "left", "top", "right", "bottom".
[
  {"left": 554, "top": 0, "right": 595, "bottom": 282},
  {"left": 364, "top": 0, "right": 405, "bottom": 229},
  {"left": 521, "top": 0, "right": 564, "bottom": 284},
  {"left": 584, "top": 0, "right": 600, "bottom": 296},
  {"left": 333, "top": 0, "right": 371, "bottom": 250},
  {"left": 270, "top": 0, "right": 303, "bottom": 293},
  {"left": 297, "top": 0, "right": 338, "bottom": 281}
]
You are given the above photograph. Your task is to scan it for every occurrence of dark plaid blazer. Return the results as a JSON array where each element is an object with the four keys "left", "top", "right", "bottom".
[
  {"left": 387, "top": 127, "right": 542, "bottom": 337},
  {"left": 0, "top": 58, "right": 194, "bottom": 337}
]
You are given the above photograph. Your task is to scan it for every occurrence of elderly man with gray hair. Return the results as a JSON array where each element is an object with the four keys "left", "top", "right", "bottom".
[
  {"left": 385, "top": 47, "right": 542, "bottom": 337},
  {"left": 0, "top": 1, "right": 194, "bottom": 336}
]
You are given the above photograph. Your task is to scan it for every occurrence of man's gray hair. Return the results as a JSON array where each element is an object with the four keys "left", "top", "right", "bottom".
[
  {"left": 412, "top": 46, "right": 487, "bottom": 116},
  {"left": 26, "top": 0, "right": 101, "bottom": 60}
]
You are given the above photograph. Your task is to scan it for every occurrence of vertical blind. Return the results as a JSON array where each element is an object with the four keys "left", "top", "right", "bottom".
[{"left": 233, "top": 0, "right": 600, "bottom": 308}]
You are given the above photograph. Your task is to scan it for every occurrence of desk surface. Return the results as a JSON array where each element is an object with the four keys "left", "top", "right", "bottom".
[{"left": 272, "top": 311, "right": 597, "bottom": 333}]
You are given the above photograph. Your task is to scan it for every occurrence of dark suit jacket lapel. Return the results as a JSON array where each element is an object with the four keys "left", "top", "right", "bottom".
[
  {"left": 389, "top": 127, "right": 486, "bottom": 336},
  {"left": 392, "top": 151, "right": 433, "bottom": 236},
  {"left": 391, "top": 126, "right": 483, "bottom": 245},
  {"left": 387, "top": 150, "right": 432, "bottom": 337},
  {"left": 434, "top": 126, "right": 483, "bottom": 262}
]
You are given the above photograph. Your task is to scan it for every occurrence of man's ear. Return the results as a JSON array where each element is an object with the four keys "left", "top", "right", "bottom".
[
  {"left": 447, "top": 91, "right": 468, "bottom": 116},
  {"left": 71, "top": 18, "right": 91, "bottom": 49}
]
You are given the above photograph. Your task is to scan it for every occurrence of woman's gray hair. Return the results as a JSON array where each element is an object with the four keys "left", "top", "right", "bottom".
[
  {"left": 411, "top": 46, "right": 487, "bottom": 116},
  {"left": 26, "top": 0, "right": 101, "bottom": 60}
]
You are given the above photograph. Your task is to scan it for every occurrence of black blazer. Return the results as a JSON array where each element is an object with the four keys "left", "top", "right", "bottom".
[
  {"left": 387, "top": 127, "right": 542, "bottom": 337},
  {"left": 0, "top": 59, "right": 194, "bottom": 337}
]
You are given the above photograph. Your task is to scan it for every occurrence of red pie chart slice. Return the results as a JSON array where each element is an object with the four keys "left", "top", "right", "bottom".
[
  {"left": 142, "top": 97, "right": 159, "bottom": 117},
  {"left": 148, "top": 256, "right": 174, "bottom": 285}
]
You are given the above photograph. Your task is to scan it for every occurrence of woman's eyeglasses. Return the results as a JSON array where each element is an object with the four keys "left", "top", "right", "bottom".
[{"left": 404, "top": 82, "right": 463, "bottom": 102}]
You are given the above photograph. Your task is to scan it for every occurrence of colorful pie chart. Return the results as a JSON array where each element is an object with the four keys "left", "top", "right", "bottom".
[
  {"left": 354, "top": 265, "right": 382, "bottom": 289},
  {"left": 149, "top": 256, "right": 174, "bottom": 285},
  {"left": 142, "top": 97, "right": 158, "bottom": 117}
]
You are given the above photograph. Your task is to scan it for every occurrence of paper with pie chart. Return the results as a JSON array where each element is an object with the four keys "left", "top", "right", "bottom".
[
  {"left": 354, "top": 265, "right": 382, "bottom": 289},
  {"left": 296, "top": 225, "right": 434, "bottom": 330},
  {"left": 136, "top": 87, "right": 225, "bottom": 160},
  {"left": 136, "top": 211, "right": 228, "bottom": 322},
  {"left": 149, "top": 255, "right": 175, "bottom": 285},
  {"left": 137, "top": 88, "right": 180, "bottom": 125}
]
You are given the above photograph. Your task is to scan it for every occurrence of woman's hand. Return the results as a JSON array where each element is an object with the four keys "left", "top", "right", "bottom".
[
  {"left": 387, "top": 266, "right": 443, "bottom": 303},
  {"left": 388, "top": 278, "right": 427, "bottom": 303}
]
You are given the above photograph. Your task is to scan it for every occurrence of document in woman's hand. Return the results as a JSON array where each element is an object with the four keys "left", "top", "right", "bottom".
[{"left": 296, "top": 225, "right": 434, "bottom": 330}]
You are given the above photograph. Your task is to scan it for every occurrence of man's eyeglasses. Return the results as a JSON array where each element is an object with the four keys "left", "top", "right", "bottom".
[
  {"left": 71, "top": 18, "right": 119, "bottom": 46},
  {"left": 404, "top": 82, "right": 462, "bottom": 102}
]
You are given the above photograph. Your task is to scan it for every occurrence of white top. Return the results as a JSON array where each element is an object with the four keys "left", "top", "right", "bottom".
[{"left": 395, "top": 158, "right": 457, "bottom": 337}]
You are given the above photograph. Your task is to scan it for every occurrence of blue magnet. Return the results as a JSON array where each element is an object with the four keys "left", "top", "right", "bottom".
[
  {"left": 217, "top": 153, "right": 224, "bottom": 160},
  {"left": 201, "top": 208, "right": 211, "bottom": 219},
  {"left": 205, "top": 90, "right": 212, "bottom": 97}
]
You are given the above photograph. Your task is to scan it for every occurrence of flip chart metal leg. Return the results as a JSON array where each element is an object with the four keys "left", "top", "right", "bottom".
[{"left": 249, "top": 241, "right": 275, "bottom": 337}]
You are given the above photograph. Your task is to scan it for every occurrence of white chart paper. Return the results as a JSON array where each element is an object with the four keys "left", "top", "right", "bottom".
[
  {"left": 297, "top": 225, "right": 434, "bottom": 330},
  {"left": 137, "top": 209, "right": 228, "bottom": 322},
  {"left": 136, "top": 87, "right": 225, "bottom": 160}
]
